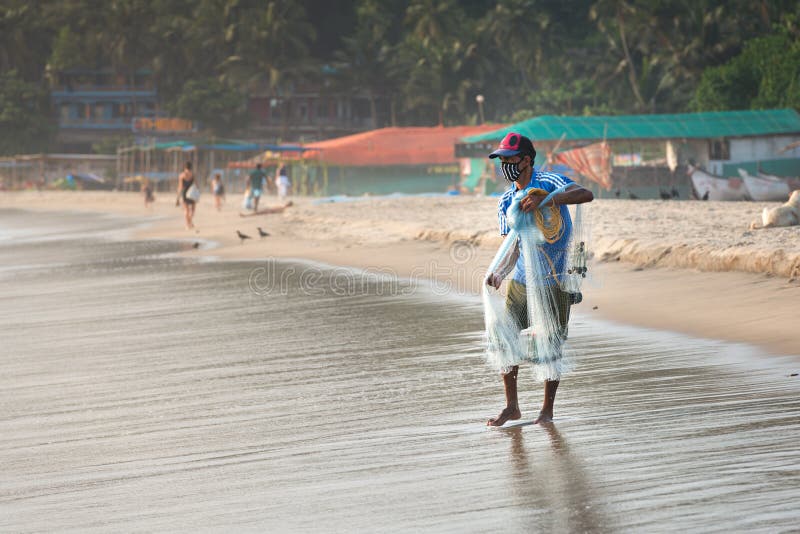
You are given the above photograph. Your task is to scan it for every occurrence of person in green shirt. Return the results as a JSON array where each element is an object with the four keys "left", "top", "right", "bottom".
[{"left": 247, "top": 163, "right": 267, "bottom": 211}]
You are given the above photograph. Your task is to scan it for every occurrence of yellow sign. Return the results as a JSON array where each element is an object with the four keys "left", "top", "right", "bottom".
[
  {"left": 426, "top": 164, "right": 459, "bottom": 174},
  {"left": 132, "top": 117, "right": 195, "bottom": 133}
]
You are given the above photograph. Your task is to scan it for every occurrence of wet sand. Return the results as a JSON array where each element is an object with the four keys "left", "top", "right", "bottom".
[
  {"left": 2, "top": 190, "right": 798, "bottom": 357},
  {"left": 1, "top": 213, "right": 799, "bottom": 531}
]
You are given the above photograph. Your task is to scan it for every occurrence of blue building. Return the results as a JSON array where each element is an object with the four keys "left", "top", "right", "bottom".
[{"left": 49, "top": 69, "right": 159, "bottom": 152}]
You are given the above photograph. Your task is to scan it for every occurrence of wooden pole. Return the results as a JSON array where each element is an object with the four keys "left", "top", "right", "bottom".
[{"left": 323, "top": 162, "right": 328, "bottom": 196}]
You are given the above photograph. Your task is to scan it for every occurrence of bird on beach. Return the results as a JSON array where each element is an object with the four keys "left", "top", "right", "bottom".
[
  {"left": 192, "top": 242, "right": 200, "bottom": 249},
  {"left": 614, "top": 188, "right": 621, "bottom": 198},
  {"left": 659, "top": 189, "right": 671, "bottom": 200},
  {"left": 257, "top": 227, "right": 270, "bottom": 238},
  {"left": 236, "top": 230, "right": 252, "bottom": 244},
  {"left": 671, "top": 187, "right": 680, "bottom": 199},
  {"left": 627, "top": 190, "right": 639, "bottom": 200}
]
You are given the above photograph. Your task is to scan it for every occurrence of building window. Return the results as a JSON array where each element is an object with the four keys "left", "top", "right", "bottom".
[
  {"left": 297, "top": 103, "right": 308, "bottom": 121},
  {"left": 270, "top": 98, "right": 282, "bottom": 120},
  {"left": 93, "top": 103, "right": 106, "bottom": 120},
  {"left": 709, "top": 139, "right": 730, "bottom": 160}
]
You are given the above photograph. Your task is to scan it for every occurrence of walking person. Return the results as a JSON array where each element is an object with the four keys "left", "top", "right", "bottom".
[
  {"left": 211, "top": 173, "right": 225, "bottom": 211},
  {"left": 247, "top": 164, "right": 267, "bottom": 211},
  {"left": 276, "top": 165, "right": 291, "bottom": 201},
  {"left": 484, "top": 133, "right": 593, "bottom": 426},
  {"left": 141, "top": 178, "right": 155, "bottom": 208},
  {"left": 177, "top": 161, "right": 198, "bottom": 229}
]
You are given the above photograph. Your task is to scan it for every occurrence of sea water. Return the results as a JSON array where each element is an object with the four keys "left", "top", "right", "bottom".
[{"left": 1, "top": 209, "right": 799, "bottom": 532}]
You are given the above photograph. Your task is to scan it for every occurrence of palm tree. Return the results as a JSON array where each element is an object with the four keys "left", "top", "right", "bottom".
[
  {"left": 398, "top": 0, "right": 490, "bottom": 125},
  {"left": 332, "top": 0, "right": 404, "bottom": 128},
  {"left": 0, "top": 2, "right": 52, "bottom": 81}
]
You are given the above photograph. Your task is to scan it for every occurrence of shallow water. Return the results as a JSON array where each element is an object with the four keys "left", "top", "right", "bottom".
[{"left": 1, "top": 210, "right": 799, "bottom": 532}]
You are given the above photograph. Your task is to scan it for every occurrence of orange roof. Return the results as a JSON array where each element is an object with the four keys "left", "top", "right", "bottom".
[{"left": 303, "top": 125, "right": 506, "bottom": 166}]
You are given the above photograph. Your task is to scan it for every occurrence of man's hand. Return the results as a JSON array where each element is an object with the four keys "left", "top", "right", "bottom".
[
  {"left": 486, "top": 272, "right": 504, "bottom": 289},
  {"left": 520, "top": 194, "right": 547, "bottom": 212}
]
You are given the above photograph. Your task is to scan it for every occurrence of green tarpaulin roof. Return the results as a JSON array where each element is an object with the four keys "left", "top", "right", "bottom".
[{"left": 462, "top": 109, "right": 800, "bottom": 143}]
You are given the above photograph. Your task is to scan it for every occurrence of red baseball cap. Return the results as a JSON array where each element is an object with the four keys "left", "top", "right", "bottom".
[{"left": 488, "top": 132, "right": 535, "bottom": 159}]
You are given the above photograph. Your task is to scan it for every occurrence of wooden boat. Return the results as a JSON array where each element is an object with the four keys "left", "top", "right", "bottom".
[
  {"left": 738, "top": 169, "right": 791, "bottom": 201},
  {"left": 688, "top": 166, "right": 750, "bottom": 201},
  {"left": 761, "top": 172, "right": 800, "bottom": 195}
]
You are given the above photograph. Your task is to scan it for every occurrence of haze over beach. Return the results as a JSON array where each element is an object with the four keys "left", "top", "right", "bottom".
[{"left": 3, "top": 190, "right": 799, "bottom": 355}]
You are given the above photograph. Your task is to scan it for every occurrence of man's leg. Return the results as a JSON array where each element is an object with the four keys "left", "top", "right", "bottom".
[
  {"left": 534, "top": 379, "right": 559, "bottom": 424},
  {"left": 487, "top": 366, "right": 521, "bottom": 426},
  {"left": 487, "top": 279, "right": 528, "bottom": 427},
  {"left": 534, "top": 286, "right": 571, "bottom": 424}
]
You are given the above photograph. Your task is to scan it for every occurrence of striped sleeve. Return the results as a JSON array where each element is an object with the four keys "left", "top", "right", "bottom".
[
  {"left": 497, "top": 192, "right": 512, "bottom": 236},
  {"left": 535, "top": 171, "right": 574, "bottom": 192}
]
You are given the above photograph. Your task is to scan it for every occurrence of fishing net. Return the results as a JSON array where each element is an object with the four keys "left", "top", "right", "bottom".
[{"left": 482, "top": 185, "right": 589, "bottom": 381}]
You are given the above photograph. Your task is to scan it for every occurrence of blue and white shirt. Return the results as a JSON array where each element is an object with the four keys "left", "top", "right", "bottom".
[{"left": 498, "top": 170, "right": 575, "bottom": 285}]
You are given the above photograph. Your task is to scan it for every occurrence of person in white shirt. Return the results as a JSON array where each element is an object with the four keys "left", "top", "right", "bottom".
[{"left": 276, "top": 165, "right": 291, "bottom": 200}]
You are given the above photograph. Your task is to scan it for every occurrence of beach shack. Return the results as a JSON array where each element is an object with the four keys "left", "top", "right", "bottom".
[
  {"left": 0, "top": 153, "right": 116, "bottom": 190},
  {"left": 117, "top": 140, "right": 308, "bottom": 194},
  {"left": 457, "top": 109, "right": 800, "bottom": 199},
  {"left": 297, "top": 125, "right": 504, "bottom": 196}
]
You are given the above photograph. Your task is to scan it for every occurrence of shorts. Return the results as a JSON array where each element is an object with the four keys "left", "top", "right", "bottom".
[
  {"left": 505, "top": 279, "right": 571, "bottom": 338},
  {"left": 251, "top": 188, "right": 262, "bottom": 198}
]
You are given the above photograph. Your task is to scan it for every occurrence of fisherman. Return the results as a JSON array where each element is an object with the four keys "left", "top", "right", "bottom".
[{"left": 484, "top": 132, "right": 593, "bottom": 426}]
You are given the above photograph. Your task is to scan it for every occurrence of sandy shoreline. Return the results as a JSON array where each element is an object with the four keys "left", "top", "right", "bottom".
[{"left": 2, "top": 190, "right": 799, "bottom": 357}]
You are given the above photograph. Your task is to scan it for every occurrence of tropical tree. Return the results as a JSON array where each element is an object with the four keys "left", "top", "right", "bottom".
[
  {"left": 0, "top": 70, "right": 54, "bottom": 155},
  {"left": 333, "top": 0, "right": 405, "bottom": 127},
  {"left": 170, "top": 77, "right": 249, "bottom": 135},
  {"left": 586, "top": 0, "right": 798, "bottom": 114},
  {"left": 48, "top": 27, "right": 87, "bottom": 71},
  {"left": 0, "top": 2, "right": 53, "bottom": 82},
  {"left": 396, "top": 0, "right": 491, "bottom": 125},
  {"left": 216, "top": 1, "right": 317, "bottom": 91},
  {"left": 691, "top": 30, "right": 800, "bottom": 111}
]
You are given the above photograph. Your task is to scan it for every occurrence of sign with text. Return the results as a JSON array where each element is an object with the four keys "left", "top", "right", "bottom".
[
  {"left": 132, "top": 117, "right": 195, "bottom": 133},
  {"left": 612, "top": 153, "right": 643, "bottom": 167}
]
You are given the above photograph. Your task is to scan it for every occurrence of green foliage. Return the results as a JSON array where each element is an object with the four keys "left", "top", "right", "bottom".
[
  {"left": 92, "top": 135, "right": 133, "bottom": 155},
  {"left": 332, "top": 0, "right": 406, "bottom": 126},
  {"left": 170, "top": 78, "right": 248, "bottom": 135},
  {"left": 691, "top": 31, "right": 800, "bottom": 111},
  {"left": 0, "top": 70, "right": 54, "bottom": 156},
  {"left": 48, "top": 27, "right": 85, "bottom": 70},
  {"left": 1, "top": 0, "right": 799, "bottom": 143}
]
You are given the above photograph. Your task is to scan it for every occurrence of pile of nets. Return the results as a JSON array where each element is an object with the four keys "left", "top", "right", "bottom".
[{"left": 482, "top": 185, "right": 588, "bottom": 381}]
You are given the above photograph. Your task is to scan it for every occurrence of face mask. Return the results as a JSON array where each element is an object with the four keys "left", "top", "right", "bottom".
[{"left": 501, "top": 160, "right": 522, "bottom": 182}]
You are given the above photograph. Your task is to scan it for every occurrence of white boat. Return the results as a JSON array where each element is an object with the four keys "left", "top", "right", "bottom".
[
  {"left": 688, "top": 166, "right": 750, "bottom": 201},
  {"left": 738, "top": 168, "right": 791, "bottom": 201}
]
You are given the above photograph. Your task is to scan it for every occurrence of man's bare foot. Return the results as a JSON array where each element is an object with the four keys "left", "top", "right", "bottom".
[
  {"left": 533, "top": 410, "right": 553, "bottom": 424},
  {"left": 487, "top": 406, "right": 521, "bottom": 427}
]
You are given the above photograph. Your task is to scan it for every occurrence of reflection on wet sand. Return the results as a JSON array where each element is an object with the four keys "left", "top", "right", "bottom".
[{"left": 501, "top": 424, "right": 611, "bottom": 532}]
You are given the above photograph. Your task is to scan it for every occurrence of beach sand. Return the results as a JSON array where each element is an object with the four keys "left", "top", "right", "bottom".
[
  {"left": 5, "top": 217, "right": 799, "bottom": 531},
  {"left": 3, "top": 190, "right": 799, "bottom": 356}
]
